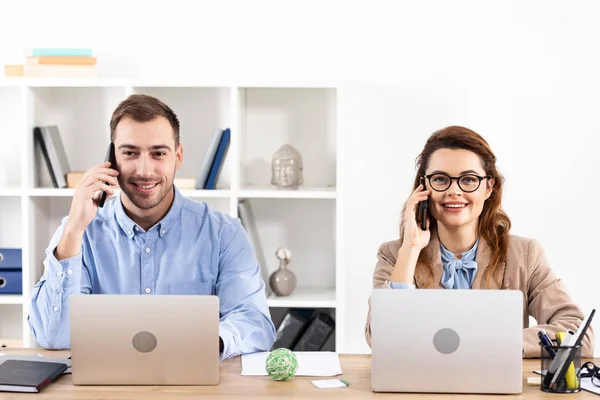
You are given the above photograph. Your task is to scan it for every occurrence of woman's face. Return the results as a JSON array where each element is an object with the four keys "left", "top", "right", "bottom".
[{"left": 425, "top": 148, "right": 495, "bottom": 231}]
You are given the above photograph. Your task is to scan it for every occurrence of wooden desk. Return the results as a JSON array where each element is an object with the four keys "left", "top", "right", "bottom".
[{"left": 1, "top": 348, "right": 598, "bottom": 399}]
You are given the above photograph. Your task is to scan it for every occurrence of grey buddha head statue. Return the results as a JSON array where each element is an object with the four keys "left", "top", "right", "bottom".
[{"left": 271, "top": 144, "right": 303, "bottom": 190}]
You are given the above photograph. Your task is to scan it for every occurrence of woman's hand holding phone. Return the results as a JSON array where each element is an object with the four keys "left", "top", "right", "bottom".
[
  {"left": 388, "top": 183, "right": 432, "bottom": 285},
  {"left": 402, "top": 182, "right": 431, "bottom": 251}
]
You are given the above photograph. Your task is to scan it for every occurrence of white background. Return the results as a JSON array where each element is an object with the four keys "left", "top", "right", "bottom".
[{"left": 1, "top": 0, "right": 598, "bottom": 355}]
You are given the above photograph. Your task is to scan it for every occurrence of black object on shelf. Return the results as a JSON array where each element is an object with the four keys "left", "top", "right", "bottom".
[
  {"left": 293, "top": 312, "right": 335, "bottom": 351},
  {"left": 270, "top": 309, "right": 314, "bottom": 350}
]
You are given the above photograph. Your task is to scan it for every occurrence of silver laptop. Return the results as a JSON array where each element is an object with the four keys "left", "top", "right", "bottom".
[
  {"left": 370, "top": 289, "right": 523, "bottom": 394},
  {"left": 70, "top": 294, "right": 220, "bottom": 385}
]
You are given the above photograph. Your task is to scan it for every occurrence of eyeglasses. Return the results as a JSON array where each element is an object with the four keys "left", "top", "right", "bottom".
[
  {"left": 580, "top": 362, "right": 600, "bottom": 387},
  {"left": 424, "top": 173, "right": 490, "bottom": 193}
]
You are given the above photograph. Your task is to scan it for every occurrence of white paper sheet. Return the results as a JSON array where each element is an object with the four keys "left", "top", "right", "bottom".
[
  {"left": 241, "top": 351, "right": 342, "bottom": 376},
  {"left": 534, "top": 369, "right": 600, "bottom": 395},
  {"left": 312, "top": 379, "right": 349, "bottom": 388}
]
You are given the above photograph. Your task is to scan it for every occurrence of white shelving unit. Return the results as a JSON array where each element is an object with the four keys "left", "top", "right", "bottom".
[{"left": 0, "top": 79, "right": 342, "bottom": 351}]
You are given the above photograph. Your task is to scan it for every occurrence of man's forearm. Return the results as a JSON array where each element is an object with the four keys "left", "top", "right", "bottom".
[
  {"left": 55, "top": 225, "right": 85, "bottom": 261},
  {"left": 28, "top": 249, "right": 85, "bottom": 349}
]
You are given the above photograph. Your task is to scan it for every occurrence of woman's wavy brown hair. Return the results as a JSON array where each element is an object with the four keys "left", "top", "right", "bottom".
[{"left": 399, "top": 126, "right": 511, "bottom": 289}]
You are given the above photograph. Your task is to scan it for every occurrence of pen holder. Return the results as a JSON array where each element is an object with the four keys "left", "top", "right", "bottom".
[{"left": 540, "top": 341, "right": 582, "bottom": 393}]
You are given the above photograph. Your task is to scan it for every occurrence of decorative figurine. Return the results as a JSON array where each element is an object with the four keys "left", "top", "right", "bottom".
[
  {"left": 271, "top": 144, "right": 303, "bottom": 190},
  {"left": 269, "top": 247, "right": 297, "bottom": 296}
]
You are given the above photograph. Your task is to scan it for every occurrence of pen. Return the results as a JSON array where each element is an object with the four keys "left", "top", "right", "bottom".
[
  {"left": 555, "top": 332, "right": 578, "bottom": 390},
  {"left": 549, "top": 309, "right": 596, "bottom": 391},
  {"left": 542, "top": 330, "right": 576, "bottom": 388},
  {"left": 537, "top": 330, "right": 556, "bottom": 359}
]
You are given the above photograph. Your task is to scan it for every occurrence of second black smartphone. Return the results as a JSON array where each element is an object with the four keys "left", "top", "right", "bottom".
[
  {"left": 98, "top": 143, "right": 116, "bottom": 208},
  {"left": 418, "top": 177, "right": 428, "bottom": 230}
]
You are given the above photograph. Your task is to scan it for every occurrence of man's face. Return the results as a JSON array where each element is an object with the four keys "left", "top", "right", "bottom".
[{"left": 113, "top": 116, "right": 182, "bottom": 210}]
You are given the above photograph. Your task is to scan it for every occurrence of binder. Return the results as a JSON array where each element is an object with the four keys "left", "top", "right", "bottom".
[{"left": 0, "top": 249, "right": 22, "bottom": 294}]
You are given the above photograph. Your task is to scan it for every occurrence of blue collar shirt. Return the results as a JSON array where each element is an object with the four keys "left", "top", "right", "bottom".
[{"left": 27, "top": 186, "right": 276, "bottom": 360}]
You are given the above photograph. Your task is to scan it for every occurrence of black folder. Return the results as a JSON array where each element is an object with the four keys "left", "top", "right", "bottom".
[{"left": 0, "top": 359, "right": 68, "bottom": 393}]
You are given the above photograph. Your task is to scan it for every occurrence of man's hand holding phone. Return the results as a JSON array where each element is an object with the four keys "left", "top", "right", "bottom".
[
  {"left": 67, "top": 162, "right": 119, "bottom": 233},
  {"left": 55, "top": 162, "right": 119, "bottom": 261}
]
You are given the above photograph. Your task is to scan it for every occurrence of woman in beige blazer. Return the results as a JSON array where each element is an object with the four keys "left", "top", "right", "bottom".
[{"left": 364, "top": 126, "right": 594, "bottom": 358}]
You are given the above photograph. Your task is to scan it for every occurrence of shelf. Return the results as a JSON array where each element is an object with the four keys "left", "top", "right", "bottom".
[
  {"left": 0, "top": 295, "right": 23, "bottom": 305},
  {"left": 238, "top": 186, "right": 336, "bottom": 199},
  {"left": 0, "top": 188, "right": 22, "bottom": 197},
  {"left": 28, "top": 188, "right": 76, "bottom": 197},
  {"left": 0, "top": 78, "right": 340, "bottom": 89},
  {"left": 26, "top": 188, "right": 232, "bottom": 199},
  {"left": 0, "top": 338, "right": 23, "bottom": 348},
  {"left": 26, "top": 187, "right": 337, "bottom": 199},
  {"left": 0, "top": 80, "right": 341, "bottom": 351},
  {"left": 179, "top": 189, "right": 231, "bottom": 198},
  {"left": 266, "top": 287, "right": 336, "bottom": 308},
  {"left": 0, "top": 78, "right": 131, "bottom": 88}
]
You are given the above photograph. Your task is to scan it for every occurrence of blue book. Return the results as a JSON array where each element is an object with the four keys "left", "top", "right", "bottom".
[
  {"left": 204, "top": 128, "right": 230, "bottom": 189},
  {"left": 31, "top": 48, "right": 93, "bottom": 57},
  {"left": 195, "top": 127, "right": 223, "bottom": 189}
]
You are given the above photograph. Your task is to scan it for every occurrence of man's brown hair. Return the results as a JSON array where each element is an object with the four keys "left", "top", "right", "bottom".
[{"left": 110, "top": 94, "right": 180, "bottom": 146}]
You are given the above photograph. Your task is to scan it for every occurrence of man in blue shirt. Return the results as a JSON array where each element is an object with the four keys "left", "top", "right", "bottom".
[{"left": 27, "top": 94, "right": 276, "bottom": 360}]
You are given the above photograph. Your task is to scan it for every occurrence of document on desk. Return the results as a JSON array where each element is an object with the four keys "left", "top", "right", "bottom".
[
  {"left": 0, "top": 354, "right": 71, "bottom": 374},
  {"left": 241, "top": 351, "right": 342, "bottom": 376},
  {"left": 534, "top": 370, "right": 600, "bottom": 396}
]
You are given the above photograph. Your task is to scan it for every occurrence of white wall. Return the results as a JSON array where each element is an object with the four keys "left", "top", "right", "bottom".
[{"left": 2, "top": 0, "right": 599, "bottom": 355}]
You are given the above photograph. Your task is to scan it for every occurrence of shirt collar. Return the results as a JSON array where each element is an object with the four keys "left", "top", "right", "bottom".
[
  {"left": 113, "top": 185, "right": 184, "bottom": 239},
  {"left": 440, "top": 238, "right": 480, "bottom": 264}
]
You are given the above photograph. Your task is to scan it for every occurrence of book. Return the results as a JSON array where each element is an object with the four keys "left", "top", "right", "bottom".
[
  {"left": 293, "top": 312, "right": 336, "bottom": 351},
  {"left": 195, "top": 127, "right": 223, "bottom": 189},
  {"left": 173, "top": 178, "right": 197, "bottom": 189},
  {"left": 271, "top": 309, "right": 315, "bottom": 350},
  {"left": 238, "top": 199, "right": 271, "bottom": 297},
  {"left": 3, "top": 65, "right": 23, "bottom": 77},
  {"left": 26, "top": 56, "right": 97, "bottom": 65},
  {"left": 34, "top": 126, "right": 71, "bottom": 188},
  {"left": 0, "top": 359, "right": 67, "bottom": 393},
  {"left": 204, "top": 128, "right": 230, "bottom": 189},
  {"left": 31, "top": 48, "right": 93, "bottom": 57},
  {"left": 23, "top": 64, "right": 98, "bottom": 78}
]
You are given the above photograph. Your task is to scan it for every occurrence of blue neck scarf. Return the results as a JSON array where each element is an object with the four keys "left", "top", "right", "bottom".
[{"left": 440, "top": 239, "right": 479, "bottom": 289}]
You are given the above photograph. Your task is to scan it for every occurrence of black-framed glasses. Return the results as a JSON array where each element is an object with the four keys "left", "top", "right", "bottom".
[
  {"left": 579, "top": 362, "right": 600, "bottom": 387},
  {"left": 424, "top": 173, "right": 490, "bottom": 193}
]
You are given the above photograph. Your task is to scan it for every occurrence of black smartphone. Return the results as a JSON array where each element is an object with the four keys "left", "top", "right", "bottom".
[
  {"left": 418, "top": 177, "right": 428, "bottom": 230},
  {"left": 98, "top": 143, "right": 116, "bottom": 208}
]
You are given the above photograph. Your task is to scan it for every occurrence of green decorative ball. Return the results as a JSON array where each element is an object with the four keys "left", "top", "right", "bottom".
[{"left": 265, "top": 348, "right": 298, "bottom": 381}]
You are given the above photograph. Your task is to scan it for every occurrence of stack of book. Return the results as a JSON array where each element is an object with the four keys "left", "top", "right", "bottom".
[{"left": 4, "top": 48, "right": 97, "bottom": 78}]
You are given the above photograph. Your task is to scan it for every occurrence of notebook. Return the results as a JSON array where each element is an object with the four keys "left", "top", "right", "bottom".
[{"left": 0, "top": 359, "right": 68, "bottom": 393}]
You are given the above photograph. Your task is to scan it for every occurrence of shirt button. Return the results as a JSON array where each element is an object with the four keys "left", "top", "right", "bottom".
[
  {"left": 57, "top": 271, "right": 63, "bottom": 277},
  {"left": 145, "top": 248, "right": 151, "bottom": 253},
  {"left": 161, "top": 230, "right": 165, "bottom": 236},
  {"left": 53, "top": 307, "right": 58, "bottom": 312},
  {"left": 145, "top": 288, "right": 151, "bottom": 294},
  {"left": 128, "top": 230, "right": 132, "bottom": 235},
  {"left": 66, "top": 269, "right": 73, "bottom": 275}
]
